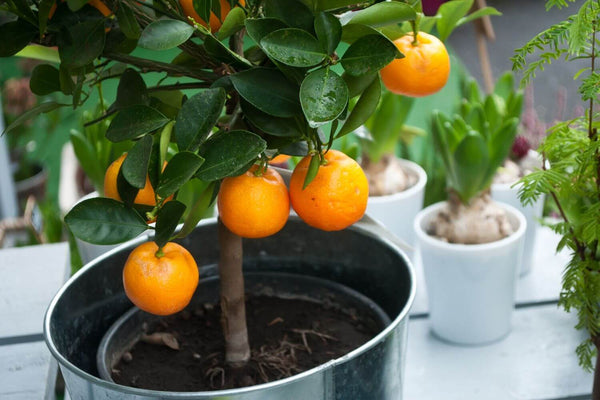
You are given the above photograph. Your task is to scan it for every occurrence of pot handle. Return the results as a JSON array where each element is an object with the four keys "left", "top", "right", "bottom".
[{"left": 273, "top": 166, "right": 413, "bottom": 253}]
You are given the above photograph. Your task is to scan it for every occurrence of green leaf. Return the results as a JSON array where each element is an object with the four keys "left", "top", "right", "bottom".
[
  {"left": 453, "top": 132, "right": 489, "bottom": 202},
  {"left": 261, "top": 28, "right": 327, "bottom": 67},
  {"left": 177, "top": 181, "right": 216, "bottom": 238},
  {"left": 217, "top": 6, "right": 246, "bottom": 40},
  {"left": 436, "top": 0, "right": 473, "bottom": 42},
  {"left": 300, "top": 67, "right": 348, "bottom": 128},
  {"left": 456, "top": 7, "right": 501, "bottom": 28},
  {"left": 58, "top": 20, "right": 106, "bottom": 68},
  {"left": 314, "top": 12, "right": 342, "bottom": 54},
  {"left": 175, "top": 88, "right": 226, "bottom": 151},
  {"left": 106, "top": 105, "right": 170, "bottom": 142},
  {"left": 337, "top": 77, "right": 380, "bottom": 137},
  {"left": 303, "top": 154, "right": 320, "bottom": 189},
  {"left": 264, "top": 0, "right": 314, "bottom": 32},
  {"left": 343, "top": 2, "right": 416, "bottom": 28},
  {"left": 65, "top": 198, "right": 148, "bottom": 245},
  {"left": 66, "top": 0, "right": 89, "bottom": 11},
  {"left": 59, "top": 65, "right": 75, "bottom": 95},
  {"left": 70, "top": 130, "right": 104, "bottom": 192},
  {"left": 493, "top": 71, "right": 515, "bottom": 100},
  {"left": 343, "top": 71, "right": 377, "bottom": 98},
  {"left": 157, "top": 152, "right": 205, "bottom": 198},
  {"left": 155, "top": 201, "right": 187, "bottom": 248},
  {"left": 159, "top": 121, "right": 174, "bottom": 167},
  {"left": 38, "top": 0, "right": 55, "bottom": 37},
  {"left": 241, "top": 100, "right": 303, "bottom": 137},
  {"left": 484, "top": 117, "right": 519, "bottom": 186},
  {"left": 0, "top": 20, "right": 37, "bottom": 57},
  {"left": 341, "top": 34, "right": 399, "bottom": 77},
  {"left": 245, "top": 18, "right": 287, "bottom": 44},
  {"left": 15, "top": 45, "right": 60, "bottom": 63},
  {"left": 138, "top": 20, "right": 194, "bottom": 50},
  {"left": 122, "top": 135, "right": 153, "bottom": 189},
  {"left": 116, "top": 2, "right": 141, "bottom": 39},
  {"left": 2, "top": 102, "right": 67, "bottom": 135},
  {"left": 115, "top": 68, "right": 149, "bottom": 109},
  {"left": 341, "top": 23, "right": 380, "bottom": 44},
  {"left": 230, "top": 68, "right": 301, "bottom": 118},
  {"left": 29, "top": 64, "right": 61, "bottom": 96},
  {"left": 196, "top": 131, "right": 267, "bottom": 181},
  {"left": 203, "top": 35, "right": 253, "bottom": 69},
  {"left": 193, "top": 0, "right": 212, "bottom": 24}
]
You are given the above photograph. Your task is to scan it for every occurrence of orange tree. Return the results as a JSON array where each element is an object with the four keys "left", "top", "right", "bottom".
[{"left": 0, "top": 0, "right": 464, "bottom": 368}]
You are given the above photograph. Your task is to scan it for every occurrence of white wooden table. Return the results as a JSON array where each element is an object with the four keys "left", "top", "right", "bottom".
[{"left": 0, "top": 228, "right": 593, "bottom": 399}]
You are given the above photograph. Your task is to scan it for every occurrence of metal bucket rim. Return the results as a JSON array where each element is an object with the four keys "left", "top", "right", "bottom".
[{"left": 44, "top": 216, "right": 416, "bottom": 397}]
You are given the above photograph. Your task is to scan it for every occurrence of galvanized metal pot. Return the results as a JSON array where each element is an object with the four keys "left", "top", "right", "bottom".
[{"left": 45, "top": 216, "right": 415, "bottom": 399}]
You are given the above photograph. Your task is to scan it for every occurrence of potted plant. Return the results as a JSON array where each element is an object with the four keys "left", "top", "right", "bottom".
[
  {"left": 1, "top": 0, "right": 426, "bottom": 397},
  {"left": 512, "top": 0, "right": 600, "bottom": 396},
  {"left": 413, "top": 72, "right": 527, "bottom": 345}
]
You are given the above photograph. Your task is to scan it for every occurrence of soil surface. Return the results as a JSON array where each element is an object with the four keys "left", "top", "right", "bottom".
[{"left": 111, "top": 296, "right": 383, "bottom": 391}]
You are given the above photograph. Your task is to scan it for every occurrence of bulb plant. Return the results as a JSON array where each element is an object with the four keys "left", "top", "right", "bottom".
[
  {"left": 430, "top": 71, "right": 523, "bottom": 244},
  {"left": 0, "top": 0, "right": 452, "bottom": 388},
  {"left": 513, "top": 1, "right": 600, "bottom": 397}
]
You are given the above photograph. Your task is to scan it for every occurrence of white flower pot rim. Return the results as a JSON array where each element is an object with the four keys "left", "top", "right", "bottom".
[
  {"left": 491, "top": 150, "right": 545, "bottom": 191},
  {"left": 414, "top": 201, "right": 527, "bottom": 252},
  {"left": 367, "top": 158, "right": 427, "bottom": 203}
]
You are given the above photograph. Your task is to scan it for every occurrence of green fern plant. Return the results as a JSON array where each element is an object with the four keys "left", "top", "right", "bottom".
[{"left": 514, "top": 1, "right": 600, "bottom": 395}]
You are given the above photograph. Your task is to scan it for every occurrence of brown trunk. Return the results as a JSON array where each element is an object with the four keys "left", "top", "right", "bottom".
[
  {"left": 217, "top": 218, "right": 250, "bottom": 366},
  {"left": 593, "top": 336, "right": 600, "bottom": 400}
]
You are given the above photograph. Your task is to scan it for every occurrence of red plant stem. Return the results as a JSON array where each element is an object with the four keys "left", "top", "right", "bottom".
[{"left": 217, "top": 218, "right": 250, "bottom": 366}]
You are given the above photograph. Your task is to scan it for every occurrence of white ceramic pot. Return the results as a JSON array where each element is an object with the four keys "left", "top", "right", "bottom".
[
  {"left": 414, "top": 201, "right": 526, "bottom": 345},
  {"left": 366, "top": 158, "right": 427, "bottom": 248},
  {"left": 491, "top": 152, "right": 545, "bottom": 276}
]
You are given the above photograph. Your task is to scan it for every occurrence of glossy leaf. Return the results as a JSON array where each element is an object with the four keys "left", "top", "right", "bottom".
[
  {"left": 241, "top": 100, "right": 303, "bottom": 137},
  {"left": 341, "top": 34, "right": 399, "bottom": 77},
  {"left": 343, "top": 2, "right": 416, "bottom": 28},
  {"left": 341, "top": 23, "right": 380, "bottom": 44},
  {"left": 138, "top": 20, "right": 194, "bottom": 51},
  {"left": 337, "top": 77, "right": 380, "bottom": 137},
  {"left": 314, "top": 12, "right": 341, "bottom": 55},
  {"left": 29, "top": 64, "right": 61, "bottom": 96},
  {"left": 192, "top": 0, "right": 212, "bottom": 24},
  {"left": 157, "top": 152, "right": 205, "bottom": 198},
  {"left": 343, "top": 71, "right": 377, "bottom": 98},
  {"left": 303, "top": 154, "right": 321, "bottom": 189},
  {"left": 300, "top": 67, "right": 348, "bottom": 128},
  {"left": 264, "top": 0, "right": 314, "bottom": 32},
  {"left": 58, "top": 20, "right": 106, "bottom": 68},
  {"left": 123, "top": 135, "right": 153, "bottom": 189},
  {"left": 175, "top": 88, "right": 226, "bottom": 151},
  {"left": 436, "top": 0, "right": 473, "bottom": 42},
  {"left": 230, "top": 68, "right": 301, "bottom": 118},
  {"left": 196, "top": 131, "right": 267, "bottom": 181},
  {"left": 177, "top": 182, "right": 216, "bottom": 238},
  {"left": 261, "top": 29, "right": 326, "bottom": 67},
  {"left": 245, "top": 18, "right": 287, "bottom": 44},
  {"left": 0, "top": 20, "right": 37, "bottom": 57},
  {"left": 15, "top": 45, "right": 60, "bottom": 64},
  {"left": 115, "top": 68, "right": 149, "bottom": 109},
  {"left": 65, "top": 198, "right": 148, "bottom": 245},
  {"left": 116, "top": 2, "right": 141, "bottom": 39},
  {"left": 204, "top": 35, "right": 253, "bottom": 69},
  {"left": 155, "top": 201, "right": 187, "bottom": 249},
  {"left": 38, "top": 0, "right": 55, "bottom": 36},
  {"left": 106, "top": 105, "right": 169, "bottom": 142}
]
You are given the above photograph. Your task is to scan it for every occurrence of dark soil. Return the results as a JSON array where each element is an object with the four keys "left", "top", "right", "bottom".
[{"left": 111, "top": 295, "right": 383, "bottom": 391}]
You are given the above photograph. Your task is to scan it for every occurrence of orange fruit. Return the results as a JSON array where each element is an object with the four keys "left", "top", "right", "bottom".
[
  {"left": 123, "top": 241, "right": 199, "bottom": 316},
  {"left": 289, "top": 149, "right": 368, "bottom": 231},
  {"left": 104, "top": 154, "right": 159, "bottom": 207},
  {"left": 269, "top": 154, "right": 291, "bottom": 165},
  {"left": 380, "top": 31, "right": 450, "bottom": 97},
  {"left": 218, "top": 165, "right": 289, "bottom": 238},
  {"left": 180, "top": 0, "right": 245, "bottom": 32},
  {"left": 48, "top": 0, "right": 112, "bottom": 19}
]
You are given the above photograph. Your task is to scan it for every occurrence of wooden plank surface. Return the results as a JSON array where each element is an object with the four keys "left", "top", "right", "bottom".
[
  {"left": 405, "top": 304, "right": 593, "bottom": 400},
  {"left": 0, "top": 243, "right": 70, "bottom": 340},
  {"left": 0, "top": 341, "right": 57, "bottom": 400},
  {"left": 410, "top": 226, "right": 569, "bottom": 316}
]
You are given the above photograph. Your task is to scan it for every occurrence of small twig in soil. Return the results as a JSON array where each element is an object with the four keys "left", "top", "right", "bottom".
[
  {"left": 140, "top": 332, "right": 180, "bottom": 350},
  {"left": 268, "top": 317, "right": 284, "bottom": 326},
  {"left": 206, "top": 367, "right": 225, "bottom": 388}
]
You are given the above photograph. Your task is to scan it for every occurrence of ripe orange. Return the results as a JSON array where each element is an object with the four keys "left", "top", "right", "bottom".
[
  {"left": 218, "top": 165, "right": 289, "bottom": 238},
  {"left": 269, "top": 154, "right": 291, "bottom": 165},
  {"left": 123, "top": 241, "right": 199, "bottom": 316},
  {"left": 104, "top": 154, "right": 158, "bottom": 207},
  {"left": 380, "top": 31, "right": 450, "bottom": 97},
  {"left": 289, "top": 149, "right": 368, "bottom": 231},
  {"left": 180, "top": 0, "right": 244, "bottom": 32}
]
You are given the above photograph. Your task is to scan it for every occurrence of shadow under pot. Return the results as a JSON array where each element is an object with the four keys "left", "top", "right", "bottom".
[
  {"left": 45, "top": 216, "right": 416, "bottom": 399},
  {"left": 414, "top": 202, "right": 526, "bottom": 345}
]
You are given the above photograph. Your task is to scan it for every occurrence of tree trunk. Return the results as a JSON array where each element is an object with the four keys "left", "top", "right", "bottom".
[
  {"left": 218, "top": 218, "right": 250, "bottom": 366},
  {"left": 593, "top": 336, "right": 600, "bottom": 400}
]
